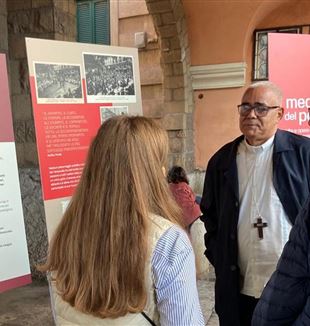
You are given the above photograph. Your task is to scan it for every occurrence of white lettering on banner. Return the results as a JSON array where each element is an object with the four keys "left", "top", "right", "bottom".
[
  {"left": 48, "top": 163, "right": 85, "bottom": 191},
  {"left": 299, "top": 111, "right": 310, "bottom": 125},
  {"left": 286, "top": 97, "right": 310, "bottom": 109},
  {"left": 284, "top": 98, "right": 310, "bottom": 126}
]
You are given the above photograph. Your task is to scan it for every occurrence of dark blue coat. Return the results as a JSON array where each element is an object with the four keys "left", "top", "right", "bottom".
[
  {"left": 252, "top": 196, "right": 310, "bottom": 326},
  {"left": 200, "top": 129, "right": 310, "bottom": 326}
]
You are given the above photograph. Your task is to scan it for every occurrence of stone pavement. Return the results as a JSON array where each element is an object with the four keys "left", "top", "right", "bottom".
[
  {"left": 0, "top": 281, "right": 54, "bottom": 326},
  {"left": 0, "top": 279, "right": 219, "bottom": 326},
  {"left": 197, "top": 279, "right": 219, "bottom": 325}
]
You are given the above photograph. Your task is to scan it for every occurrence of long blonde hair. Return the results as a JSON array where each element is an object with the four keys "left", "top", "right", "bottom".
[{"left": 40, "top": 116, "right": 183, "bottom": 318}]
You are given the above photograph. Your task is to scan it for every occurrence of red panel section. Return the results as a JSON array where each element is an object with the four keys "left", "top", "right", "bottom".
[
  {"left": 0, "top": 274, "right": 32, "bottom": 293},
  {"left": 29, "top": 77, "right": 112, "bottom": 200},
  {"left": 0, "top": 54, "right": 14, "bottom": 142}
]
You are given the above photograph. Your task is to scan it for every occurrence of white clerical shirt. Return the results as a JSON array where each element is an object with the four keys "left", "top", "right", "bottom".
[{"left": 237, "top": 135, "right": 292, "bottom": 298}]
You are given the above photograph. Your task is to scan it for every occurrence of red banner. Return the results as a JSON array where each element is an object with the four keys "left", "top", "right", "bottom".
[
  {"left": 269, "top": 33, "right": 310, "bottom": 137},
  {"left": 29, "top": 77, "right": 103, "bottom": 200}
]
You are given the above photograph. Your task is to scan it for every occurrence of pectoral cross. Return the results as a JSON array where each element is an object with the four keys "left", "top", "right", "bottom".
[{"left": 253, "top": 216, "right": 268, "bottom": 240}]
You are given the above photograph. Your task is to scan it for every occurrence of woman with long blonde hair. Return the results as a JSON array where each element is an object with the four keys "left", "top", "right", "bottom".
[{"left": 41, "top": 116, "right": 204, "bottom": 325}]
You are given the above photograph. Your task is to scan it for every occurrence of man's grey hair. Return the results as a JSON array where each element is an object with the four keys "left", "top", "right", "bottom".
[{"left": 247, "top": 81, "right": 283, "bottom": 105}]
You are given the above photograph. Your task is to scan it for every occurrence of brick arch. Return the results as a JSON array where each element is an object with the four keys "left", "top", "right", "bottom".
[{"left": 145, "top": 0, "right": 195, "bottom": 172}]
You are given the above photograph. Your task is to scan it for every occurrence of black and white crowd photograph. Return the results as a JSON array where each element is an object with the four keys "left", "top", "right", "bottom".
[
  {"left": 100, "top": 106, "right": 128, "bottom": 123},
  {"left": 34, "top": 63, "right": 83, "bottom": 102},
  {"left": 83, "top": 53, "right": 136, "bottom": 103}
]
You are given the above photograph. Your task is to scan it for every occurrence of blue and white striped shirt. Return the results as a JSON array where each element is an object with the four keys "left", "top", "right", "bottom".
[{"left": 151, "top": 225, "right": 205, "bottom": 326}]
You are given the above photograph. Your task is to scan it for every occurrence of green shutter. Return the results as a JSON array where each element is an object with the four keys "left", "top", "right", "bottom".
[
  {"left": 94, "top": 0, "right": 110, "bottom": 45},
  {"left": 77, "top": 0, "right": 110, "bottom": 45},
  {"left": 77, "top": 2, "right": 93, "bottom": 43}
]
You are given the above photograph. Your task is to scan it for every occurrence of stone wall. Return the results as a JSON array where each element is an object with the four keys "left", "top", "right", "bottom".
[
  {"left": 19, "top": 168, "right": 48, "bottom": 279},
  {"left": 0, "top": 0, "right": 8, "bottom": 53},
  {"left": 6, "top": 0, "right": 77, "bottom": 278}
]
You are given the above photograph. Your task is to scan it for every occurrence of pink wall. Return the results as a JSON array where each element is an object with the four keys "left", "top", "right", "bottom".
[
  {"left": 194, "top": 88, "right": 243, "bottom": 168},
  {"left": 183, "top": 1, "right": 259, "bottom": 65}
]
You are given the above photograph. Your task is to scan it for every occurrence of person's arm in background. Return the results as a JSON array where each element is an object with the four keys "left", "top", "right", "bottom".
[
  {"left": 252, "top": 197, "right": 310, "bottom": 326},
  {"left": 152, "top": 226, "right": 205, "bottom": 326},
  {"left": 200, "top": 159, "right": 218, "bottom": 267}
]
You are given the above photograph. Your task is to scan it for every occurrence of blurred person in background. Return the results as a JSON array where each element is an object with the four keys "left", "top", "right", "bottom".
[{"left": 167, "top": 165, "right": 201, "bottom": 231}]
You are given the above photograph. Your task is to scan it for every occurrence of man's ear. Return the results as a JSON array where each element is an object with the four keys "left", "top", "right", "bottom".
[{"left": 278, "top": 107, "right": 284, "bottom": 120}]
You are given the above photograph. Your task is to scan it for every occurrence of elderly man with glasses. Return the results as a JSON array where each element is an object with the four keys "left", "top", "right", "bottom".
[{"left": 200, "top": 81, "right": 310, "bottom": 326}]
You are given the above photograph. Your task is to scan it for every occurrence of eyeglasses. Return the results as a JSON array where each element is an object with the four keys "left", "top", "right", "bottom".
[{"left": 237, "top": 104, "right": 280, "bottom": 117}]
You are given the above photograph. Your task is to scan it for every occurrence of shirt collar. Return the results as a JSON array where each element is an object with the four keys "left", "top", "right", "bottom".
[{"left": 243, "top": 135, "right": 275, "bottom": 153}]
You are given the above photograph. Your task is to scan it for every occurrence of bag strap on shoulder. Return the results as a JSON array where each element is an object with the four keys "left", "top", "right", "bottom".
[{"left": 141, "top": 311, "right": 156, "bottom": 326}]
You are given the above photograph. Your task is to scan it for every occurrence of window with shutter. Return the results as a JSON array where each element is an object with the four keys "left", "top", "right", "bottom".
[{"left": 77, "top": 0, "right": 110, "bottom": 45}]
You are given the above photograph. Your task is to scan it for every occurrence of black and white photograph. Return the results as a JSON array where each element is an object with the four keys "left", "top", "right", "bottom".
[
  {"left": 100, "top": 106, "right": 128, "bottom": 123},
  {"left": 83, "top": 53, "right": 136, "bottom": 103},
  {"left": 34, "top": 62, "right": 83, "bottom": 103}
]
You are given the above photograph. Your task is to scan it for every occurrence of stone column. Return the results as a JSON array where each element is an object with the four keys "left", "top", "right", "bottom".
[{"left": 145, "top": 0, "right": 195, "bottom": 173}]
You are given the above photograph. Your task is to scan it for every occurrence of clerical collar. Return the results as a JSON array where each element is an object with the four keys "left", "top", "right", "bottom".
[{"left": 244, "top": 135, "right": 275, "bottom": 153}]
